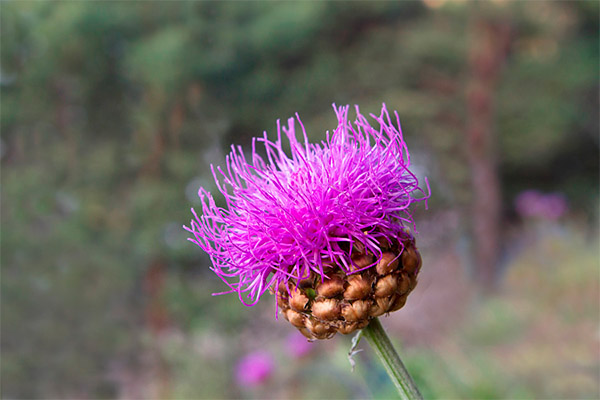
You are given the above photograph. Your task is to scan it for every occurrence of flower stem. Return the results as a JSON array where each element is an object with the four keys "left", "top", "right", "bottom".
[{"left": 363, "top": 317, "right": 423, "bottom": 400}]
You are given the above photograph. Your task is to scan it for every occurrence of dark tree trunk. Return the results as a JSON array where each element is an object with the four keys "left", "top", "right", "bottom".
[
  {"left": 466, "top": 15, "right": 512, "bottom": 290},
  {"left": 143, "top": 259, "right": 170, "bottom": 398}
]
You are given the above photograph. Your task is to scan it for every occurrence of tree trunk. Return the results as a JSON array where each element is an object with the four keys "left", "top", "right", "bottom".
[
  {"left": 143, "top": 259, "right": 170, "bottom": 399},
  {"left": 466, "top": 15, "right": 512, "bottom": 290}
]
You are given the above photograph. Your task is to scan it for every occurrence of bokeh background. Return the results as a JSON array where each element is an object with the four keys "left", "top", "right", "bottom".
[{"left": 2, "top": 1, "right": 598, "bottom": 399}]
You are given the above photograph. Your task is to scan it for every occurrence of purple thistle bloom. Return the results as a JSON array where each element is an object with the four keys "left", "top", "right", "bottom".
[
  {"left": 185, "top": 104, "right": 429, "bottom": 306},
  {"left": 235, "top": 351, "right": 274, "bottom": 387},
  {"left": 515, "top": 190, "right": 568, "bottom": 220},
  {"left": 286, "top": 331, "right": 314, "bottom": 359}
]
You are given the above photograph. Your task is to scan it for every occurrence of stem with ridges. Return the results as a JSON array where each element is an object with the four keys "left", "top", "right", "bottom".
[{"left": 363, "top": 317, "right": 423, "bottom": 400}]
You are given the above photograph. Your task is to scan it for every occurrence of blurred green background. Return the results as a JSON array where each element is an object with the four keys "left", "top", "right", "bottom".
[{"left": 1, "top": 1, "right": 598, "bottom": 399}]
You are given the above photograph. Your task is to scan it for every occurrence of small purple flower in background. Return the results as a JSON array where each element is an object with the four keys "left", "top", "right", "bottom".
[
  {"left": 185, "top": 104, "right": 429, "bottom": 339},
  {"left": 515, "top": 190, "right": 568, "bottom": 220},
  {"left": 235, "top": 351, "right": 274, "bottom": 387},
  {"left": 286, "top": 332, "right": 314, "bottom": 359}
]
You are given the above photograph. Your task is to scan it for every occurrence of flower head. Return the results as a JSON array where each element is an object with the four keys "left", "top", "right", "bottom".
[
  {"left": 235, "top": 351, "right": 274, "bottom": 387},
  {"left": 185, "top": 104, "right": 428, "bottom": 308},
  {"left": 515, "top": 190, "right": 568, "bottom": 220},
  {"left": 286, "top": 331, "right": 314, "bottom": 359}
]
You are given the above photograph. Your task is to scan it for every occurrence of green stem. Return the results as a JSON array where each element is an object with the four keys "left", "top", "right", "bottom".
[{"left": 363, "top": 317, "right": 423, "bottom": 400}]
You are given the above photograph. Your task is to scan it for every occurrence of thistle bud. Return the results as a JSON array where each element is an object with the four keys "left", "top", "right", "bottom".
[
  {"left": 375, "top": 274, "right": 398, "bottom": 298},
  {"left": 401, "top": 245, "right": 422, "bottom": 275},
  {"left": 305, "top": 318, "right": 335, "bottom": 340},
  {"left": 277, "top": 282, "right": 288, "bottom": 294},
  {"left": 289, "top": 287, "right": 309, "bottom": 312},
  {"left": 338, "top": 322, "right": 359, "bottom": 335},
  {"left": 397, "top": 273, "right": 412, "bottom": 295},
  {"left": 341, "top": 300, "right": 371, "bottom": 322},
  {"left": 376, "top": 252, "right": 399, "bottom": 276},
  {"left": 312, "top": 299, "right": 341, "bottom": 320},
  {"left": 377, "top": 236, "right": 392, "bottom": 250},
  {"left": 369, "top": 302, "right": 386, "bottom": 318},
  {"left": 316, "top": 275, "right": 345, "bottom": 298},
  {"left": 299, "top": 276, "right": 315, "bottom": 288},
  {"left": 375, "top": 295, "right": 395, "bottom": 314},
  {"left": 273, "top": 236, "right": 422, "bottom": 339},
  {"left": 389, "top": 294, "right": 408, "bottom": 312},
  {"left": 344, "top": 274, "right": 372, "bottom": 300},
  {"left": 351, "top": 253, "right": 373, "bottom": 271},
  {"left": 352, "top": 240, "right": 366, "bottom": 254},
  {"left": 285, "top": 309, "right": 305, "bottom": 328}
]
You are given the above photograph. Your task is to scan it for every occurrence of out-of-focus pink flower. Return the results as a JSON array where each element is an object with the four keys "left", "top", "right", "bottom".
[
  {"left": 235, "top": 351, "right": 274, "bottom": 387},
  {"left": 286, "top": 332, "right": 314, "bottom": 359},
  {"left": 515, "top": 190, "right": 541, "bottom": 218},
  {"left": 514, "top": 190, "right": 568, "bottom": 220}
]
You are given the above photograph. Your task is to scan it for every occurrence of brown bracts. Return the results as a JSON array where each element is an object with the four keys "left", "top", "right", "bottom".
[{"left": 276, "top": 235, "right": 422, "bottom": 340}]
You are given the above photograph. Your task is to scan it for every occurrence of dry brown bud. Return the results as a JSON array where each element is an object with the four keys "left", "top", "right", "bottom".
[
  {"left": 312, "top": 299, "right": 341, "bottom": 320},
  {"left": 375, "top": 295, "right": 395, "bottom": 314},
  {"left": 277, "top": 282, "right": 288, "bottom": 294},
  {"left": 389, "top": 294, "right": 408, "bottom": 312},
  {"left": 401, "top": 245, "right": 422, "bottom": 274},
  {"left": 351, "top": 253, "right": 373, "bottom": 270},
  {"left": 409, "top": 278, "right": 418, "bottom": 292},
  {"left": 369, "top": 302, "right": 386, "bottom": 318},
  {"left": 352, "top": 241, "right": 366, "bottom": 254},
  {"left": 316, "top": 275, "right": 345, "bottom": 298},
  {"left": 376, "top": 252, "right": 399, "bottom": 276},
  {"left": 305, "top": 318, "right": 333, "bottom": 339},
  {"left": 299, "top": 275, "right": 315, "bottom": 288},
  {"left": 320, "top": 260, "right": 337, "bottom": 273},
  {"left": 397, "top": 273, "right": 411, "bottom": 294},
  {"left": 289, "top": 287, "right": 309, "bottom": 311},
  {"left": 338, "top": 322, "right": 359, "bottom": 335},
  {"left": 377, "top": 236, "right": 392, "bottom": 249},
  {"left": 275, "top": 235, "right": 423, "bottom": 340},
  {"left": 276, "top": 290, "right": 287, "bottom": 306},
  {"left": 341, "top": 300, "right": 371, "bottom": 322},
  {"left": 356, "top": 320, "right": 370, "bottom": 329},
  {"left": 285, "top": 309, "right": 305, "bottom": 328},
  {"left": 375, "top": 274, "right": 398, "bottom": 298},
  {"left": 343, "top": 275, "right": 372, "bottom": 300},
  {"left": 298, "top": 327, "right": 313, "bottom": 340}
]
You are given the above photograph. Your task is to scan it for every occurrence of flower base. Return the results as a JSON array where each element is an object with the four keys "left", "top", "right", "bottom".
[{"left": 275, "top": 234, "right": 422, "bottom": 340}]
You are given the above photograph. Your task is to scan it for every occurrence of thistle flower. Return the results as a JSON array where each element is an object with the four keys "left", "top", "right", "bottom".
[
  {"left": 235, "top": 351, "right": 274, "bottom": 387},
  {"left": 515, "top": 190, "right": 568, "bottom": 220},
  {"left": 286, "top": 331, "right": 314, "bottom": 359},
  {"left": 185, "top": 104, "right": 428, "bottom": 339}
]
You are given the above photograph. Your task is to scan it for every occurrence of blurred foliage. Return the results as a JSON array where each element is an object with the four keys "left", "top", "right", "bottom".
[
  {"left": 1, "top": 1, "right": 598, "bottom": 398},
  {"left": 406, "top": 226, "right": 599, "bottom": 399},
  {"left": 151, "top": 226, "right": 599, "bottom": 400}
]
